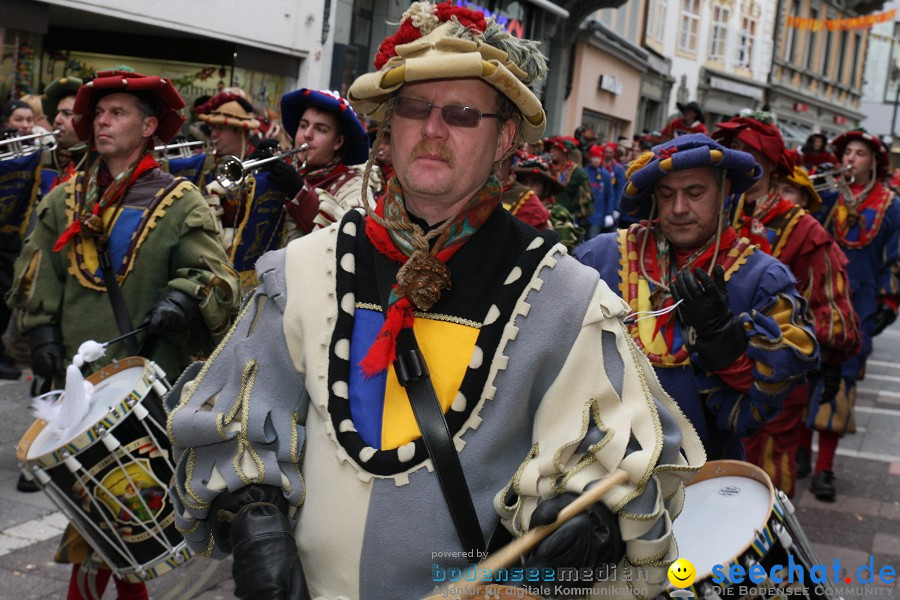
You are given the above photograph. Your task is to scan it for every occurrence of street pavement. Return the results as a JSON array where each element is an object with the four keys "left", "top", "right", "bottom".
[{"left": 0, "top": 323, "right": 898, "bottom": 599}]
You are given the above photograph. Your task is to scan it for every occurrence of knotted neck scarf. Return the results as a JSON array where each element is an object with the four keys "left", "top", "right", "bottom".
[
  {"left": 360, "top": 175, "right": 501, "bottom": 377},
  {"left": 54, "top": 152, "right": 159, "bottom": 252}
]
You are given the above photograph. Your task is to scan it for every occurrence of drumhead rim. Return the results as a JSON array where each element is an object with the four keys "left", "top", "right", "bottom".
[
  {"left": 673, "top": 460, "right": 777, "bottom": 586},
  {"left": 18, "top": 357, "right": 156, "bottom": 468}
]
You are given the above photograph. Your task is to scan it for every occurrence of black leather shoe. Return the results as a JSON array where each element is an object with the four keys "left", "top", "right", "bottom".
[
  {"left": 0, "top": 355, "right": 21, "bottom": 380},
  {"left": 796, "top": 446, "right": 811, "bottom": 479},
  {"left": 16, "top": 474, "right": 40, "bottom": 493},
  {"left": 810, "top": 470, "right": 836, "bottom": 502}
]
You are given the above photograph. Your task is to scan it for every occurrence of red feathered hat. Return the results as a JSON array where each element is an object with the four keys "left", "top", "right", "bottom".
[
  {"left": 712, "top": 115, "right": 793, "bottom": 177},
  {"left": 831, "top": 129, "right": 889, "bottom": 180},
  {"left": 73, "top": 70, "right": 186, "bottom": 143}
]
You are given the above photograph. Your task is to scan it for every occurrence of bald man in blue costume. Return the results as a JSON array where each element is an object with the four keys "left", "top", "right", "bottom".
[{"left": 577, "top": 134, "right": 818, "bottom": 460}]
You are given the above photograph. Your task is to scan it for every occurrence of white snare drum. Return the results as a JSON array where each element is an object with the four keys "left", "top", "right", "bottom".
[
  {"left": 16, "top": 357, "right": 192, "bottom": 582},
  {"left": 671, "top": 460, "right": 831, "bottom": 600}
]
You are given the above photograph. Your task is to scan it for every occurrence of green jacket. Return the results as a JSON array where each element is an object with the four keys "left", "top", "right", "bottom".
[
  {"left": 9, "top": 166, "right": 241, "bottom": 382},
  {"left": 555, "top": 165, "right": 594, "bottom": 223}
]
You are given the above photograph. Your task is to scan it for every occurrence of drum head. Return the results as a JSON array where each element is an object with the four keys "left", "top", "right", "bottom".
[
  {"left": 26, "top": 364, "right": 147, "bottom": 460},
  {"left": 672, "top": 460, "right": 774, "bottom": 579}
]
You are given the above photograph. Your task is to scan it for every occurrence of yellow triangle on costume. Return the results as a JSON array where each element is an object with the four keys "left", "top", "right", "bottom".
[
  {"left": 380, "top": 318, "right": 479, "bottom": 450},
  {"left": 636, "top": 278, "right": 668, "bottom": 355}
]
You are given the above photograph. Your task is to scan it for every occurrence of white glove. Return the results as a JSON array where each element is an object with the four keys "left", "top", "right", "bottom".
[{"left": 604, "top": 215, "right": 614, "bottom": 228}]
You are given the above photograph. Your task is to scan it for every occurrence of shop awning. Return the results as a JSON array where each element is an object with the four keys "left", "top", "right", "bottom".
[{"left": 521, "top": 0, "right": 570, "bottom": 19}]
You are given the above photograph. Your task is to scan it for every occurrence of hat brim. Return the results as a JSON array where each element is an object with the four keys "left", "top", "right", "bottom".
[
  {"left": 73, "top": 71, "right": 186, "bottom": 143},
  {"left": 514, "top": 167, "right": 564, "bottom": 193},
  {"left": 281, "top": 89, "right": 370, "bottom": 166},
  {"left": 198, "top": 113, "right": 260, "bottom": 130}
]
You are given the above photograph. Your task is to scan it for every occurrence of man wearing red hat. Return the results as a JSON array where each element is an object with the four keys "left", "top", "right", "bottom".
[
  {"left": 545, "top": 136, "right": 593, "bottom": 226},
  {"left": 812, "top": 129, "right": 900, "bottom": 500},
  {"left": 583, "top": 144, "right": 612, "bottom": 238},
  {"left": 660, "top": 101, "right": 707, "bottom": 141},
  {"left": 712, "top": 114, "right": 861, "bottom": 498},
  {"left": 601, "top": 142, "right": 625, "bottom": 215},
  {"left": 8, "top": 70, "right": 240, "bottom": 599},
  {"left": 497, "top": 152, "right": 550, "bottom": 230},
  {"left": 514, "top": 154, "right": 582, "bottom": 248}
]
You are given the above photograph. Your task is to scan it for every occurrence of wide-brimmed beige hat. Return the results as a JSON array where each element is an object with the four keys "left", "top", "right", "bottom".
[
  {"left": 348, "top": 1, "right": 547, "bottom": 143},
  {"left": 197, "top": 92, "right": 260, "bottom": 130}
]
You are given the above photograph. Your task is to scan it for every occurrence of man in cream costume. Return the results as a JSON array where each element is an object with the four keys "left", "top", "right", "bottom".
[{"left": 167, "top": 3, "right": 704, "bottom": 599}]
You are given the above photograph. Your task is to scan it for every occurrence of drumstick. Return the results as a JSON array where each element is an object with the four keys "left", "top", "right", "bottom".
[
  {"left": 430, "top": 469, "right": 630, "bottom": 600},
  {"left": 103, "top": 324, "right": 149, "bottom": 348}
]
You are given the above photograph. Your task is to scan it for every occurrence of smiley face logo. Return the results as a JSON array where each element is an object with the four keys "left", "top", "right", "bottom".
[{"left": 668, "top": 558, "right": 697, "bottom": 588}]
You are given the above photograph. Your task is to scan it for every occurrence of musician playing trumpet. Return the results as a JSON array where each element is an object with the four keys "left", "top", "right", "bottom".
[
  {"left": 279, "top": 88, "right": 373, "bottom": 241},
  {"left": 198, "top": 91, "right": 303, "bottom": 289}
]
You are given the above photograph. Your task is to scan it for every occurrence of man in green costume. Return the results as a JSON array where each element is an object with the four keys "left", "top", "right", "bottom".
[{"left": 9, "top": 69, "right": 240, "bottom": 387}]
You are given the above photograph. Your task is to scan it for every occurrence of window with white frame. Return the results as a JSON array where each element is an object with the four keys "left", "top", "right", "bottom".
[
  {"left": 709, "top": 4, "right": 731, "bottom": 62},
  {"left": 647, "top": 0, "right": 668, "bottom": 45},
  {"left": 737, "top": 15, "right": 756, "bottom": 68},
  {"left": 678, "top": 0, "right": 700, "bottom": 53}
]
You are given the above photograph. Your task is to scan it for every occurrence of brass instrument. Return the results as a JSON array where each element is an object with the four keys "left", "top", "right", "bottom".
[
  {"left": 0, "top": 129, "right": 60, "bottom": 160},
  {"left": 214, "top": 144, "right": 308, "bottom": 189},
  {"left": 153, "top": 140, "right": 207, "bottom": 161},
  {"left": 809, "top": 164, "right": 854, "bottom": 193}
]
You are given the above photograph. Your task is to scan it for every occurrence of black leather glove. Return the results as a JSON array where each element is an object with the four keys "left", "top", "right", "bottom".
[
  {"left": 210, "top": 485, "right": 309, "bottom": 600},
  {"left": 670, "top": 265, "right": 748, "bottom": 371},
  {"left": 27, "top": 325, "right": 66, "bottom": 380},
  {"left": 872, "top": 303, "right": 897, "bottom": 336},
  {"left": 523, "top": 492, "right": 624, "bottom": 573},
  {"left": 265, "top": 159, "right": 304, "bottom": 198},
  {"left": 821, "top": 362, "right": 843, "bottom": 402},
  {"left": 247, "top": 139, "right": 280, "bottom": 162},
  {"left": 140, "top": 290, "right": 202, "bottom": 336}
]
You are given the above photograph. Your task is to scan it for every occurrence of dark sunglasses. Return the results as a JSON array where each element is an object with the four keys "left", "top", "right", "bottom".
[{"left": 392, "top": 97, "right": 502, "bottom": 128}]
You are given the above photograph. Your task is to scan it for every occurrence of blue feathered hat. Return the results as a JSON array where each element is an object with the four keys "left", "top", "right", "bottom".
[
  {"left": 281, "top": 89, "right": 370, "bottom": 166},
  {"left": 621, "top": 133, "right": 761, "bottom": 215}
]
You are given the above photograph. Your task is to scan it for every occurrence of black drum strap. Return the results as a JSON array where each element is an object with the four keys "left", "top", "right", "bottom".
[
  {"left": 372, "top": 249, "right": 486, "bottom": 556},
  {"left": 98, "top": 244, "right": 140, "bottom": 355}
]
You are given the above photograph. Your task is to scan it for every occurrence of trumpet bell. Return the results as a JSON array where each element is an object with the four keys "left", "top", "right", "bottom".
[{"left": 215, "top": 155, "right": 245, "bottom": 188}]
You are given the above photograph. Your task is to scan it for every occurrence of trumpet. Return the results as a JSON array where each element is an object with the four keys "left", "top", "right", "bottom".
[
  {"left": 0, "top": 129, "right": 59, "bottom": 161},
  {"left": 215, "top": 144, "right": 308, "bottom": 189},
  {"left": 809, "top": 164, "right": 854, "bottom": 192},
  {"left": 153, "top": 140, "right": 208, "bottom": 160}
]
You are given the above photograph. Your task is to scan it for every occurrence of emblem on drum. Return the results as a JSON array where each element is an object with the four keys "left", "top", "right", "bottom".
[
  {"left": 95, "top": 459, "right": 166, "bottom": 526},
  {"left": 718, "top": 485, "right": 741, "bottom": 496}
]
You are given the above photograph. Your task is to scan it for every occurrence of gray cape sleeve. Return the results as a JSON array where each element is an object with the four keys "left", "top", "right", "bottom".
[{"left": 166, "top": 249, "right": 308, "bottom": 558}]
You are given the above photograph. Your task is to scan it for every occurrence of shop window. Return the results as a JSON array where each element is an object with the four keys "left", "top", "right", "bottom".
[
  {"left": 678, "top": 0, "right": 700, "bottom": 54},
  {"left": 708, "top": 4, "right": 731, "bottom": 62}
]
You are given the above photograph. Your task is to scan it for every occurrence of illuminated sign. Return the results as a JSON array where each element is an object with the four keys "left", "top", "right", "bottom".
[{"left": 452, "top": 0, "right": 526, "bottom": 38}]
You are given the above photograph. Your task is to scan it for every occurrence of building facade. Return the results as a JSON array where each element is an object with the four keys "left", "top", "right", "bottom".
[
  {"left": 644, "top": 0, "right": 775, "bottom": 127},
  {"left": 769, "top": 0, "right": 883, "bottom": 148},
  {"left": 1, "top": 0, "right": 332, "bottom": 111},
  {"left": 859, "top": 0, "right": 899, "bottom": 166}
]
